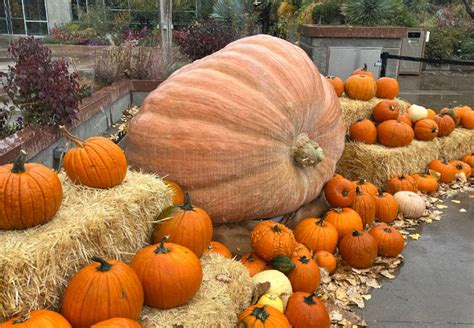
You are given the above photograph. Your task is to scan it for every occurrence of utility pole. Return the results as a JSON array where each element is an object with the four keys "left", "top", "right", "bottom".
[{"left": 160, "top": 0, "right": 172, "bottom": 62}]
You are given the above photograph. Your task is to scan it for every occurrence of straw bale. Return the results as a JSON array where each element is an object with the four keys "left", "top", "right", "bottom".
[
  {"left": 337, "top": 128, "right": 474, "bottom": 188},
  {"left": 141, "top": 253, "right": 254, "bottom": 328},
  {"left": 0, "top": 170, "right": 172, "bottom": 320},
  {"left": 340, "top": 96, "right": 408, "bottom": 133}
]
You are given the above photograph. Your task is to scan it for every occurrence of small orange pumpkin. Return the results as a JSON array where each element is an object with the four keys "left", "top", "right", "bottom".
[
  {"left": 163, "top": 179, "right": 185, "bottom": 205},
  {"left": 461, "top": 110, "right": 474, "bottom": 129},
  {"left": 427, "top": 108, "right": 437, "bottom": 119},
  {"left": 433, "top": 114, "right": 455, "bottom": 137},
  {"left": 414, "top": 119, "right": 439, "bottom": 141},
  {"left": 204, "top": 241, "right": 233, "bottom": 259},
  {"left": 373, "top": 191, "right": 399, "bottom": 223},
  {"left": 287, "top": 255, "right": 321, "bottom": 293},
  {"left": 293, "top": 217, "right": 338, "bottom": 254},
  {"left": 91, "top": 318, "right": 141, "bottom": 327},
  {"left": 428, "top": 159, "right": 457, "bottom": 183},
  {"left": 153, "top": 192, "right": 213, "bottom": 257},
  {"left": 463, "top": 154, "right": 474, "bottom": 167},
  {"left": 60, "top": 126, "right": 127, "bottom": 189},
  {"left": 351, "top": 64, "right": 374, "bottom": 78},
  {"left": 240, "top": 253, "right": 267, "bottom": 277},
  {"left": 292, "top": 242, "right": 313, "bottom": 258},
  {"left": 449, "top": 160, "right": 472, "bottom": 177},
  {"left": 350, "top": 119, "right": 377, "bottom": 144},
  {"left": 326, "top": 76, "right": 344, "bottom": 97},
  {"left": 351, "top": 186, "right": 376, "bottom": 227},
  {"left": 369, "top": 224, "right": 404, "bottom": 257},
  {"left": 386, "top": 175, "right": 418, "bottom": 194},
  {"left": 285, "top": 292, "right": 330, "bottom": 328},
  {"left": 412, "top": 171, "right": 439, "bottom": 193},
  {"left": 339, "top": 230, "right": 377, "bottom": 269},
  {"left": 323, "top": 176, "right": 356, "bottom": 207},
  {"left": 238, "top": 304, "right": 290, "bottom": 327},
  {"left": 453, "top": 105, "right": 472, "bottom": 121},
  {"left": 351, "top": 179, "right": 378, "bottom": 196},
  {"left": 377, "top": 120, "right": 414, "bottom": 147},
  {"left": 439, "top": 108, "right": 461, "bottom": 126},
  {"left": 373, "top": 100, "right": 400, "bottom": 122},
  {"left": 344, "top": 74, "right": 377, "bottom": 101},
  {"left": 314, "top": 250, "right": 337, "bottom": 274},
  {"left": 251, "top": 221, "right": 296, "bottom": 261},
  {"left": 1, "top": 310, "right": 71, "bottom": 328},
  {"left": 324, "top": 208, "right": 363, "bottom": 241},
  {"left": 398, "top": 113, "right": 412, "bottom": 127},
  {"left": 376, "top": 77, "right": 399, "bottom": 99}
]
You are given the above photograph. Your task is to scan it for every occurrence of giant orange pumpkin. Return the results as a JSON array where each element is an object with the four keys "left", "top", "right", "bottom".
[
  {"left": 126, "top": 35, "right": 345, "bottom": 224},
  {"left": 131, "top": 236, "right": 202, "bottom": 309},
  {"left": 251, "top": 221, "right": 296, "bottom": 261},
  {"left": 61, "top": 257, "right": 144, "bottom": 327},
  {"left": 285, "top": 292, "right": 330, "bottom": 328},
  {"left": 60, "top": 127, "right": 127, "bottom": 189},
  {"left": 0, "top": 310, "right": 71, "bottom": 328},
  {"left": 0, "top": 150, "right": 63, "bottom": 230},
  {"left": 152, "top": 193, "right": 213, "bottom": 257}
]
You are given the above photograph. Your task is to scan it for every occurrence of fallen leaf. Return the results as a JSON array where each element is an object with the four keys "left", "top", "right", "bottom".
[
  {"left": 366, "top": 278, "right": 381, "bottom": 289},
  {"left": 460, "top": 208, "right": 467, "bottom": 213},
  {"left": 251, "top": 282, "right": 270, "bottom": 304},
  {"left": 451, "top": 199, "right": 461, "bottom": 204},
  {"left": 436, "top": 204, "right": 448, "bottom": 209},
  {"left": 380, "top": 270, "right": 395, "bottom": 279},
  {"left": 330, "top": 310, "right": 343, "bottom": 321},
  {"left": 336, "top": 287, "right": 348, "bottom": 302},
  {"left": 362, "top": 294, "right": 371, "bottom": 301},
  {"left": 409, "top": 233, "right": 420, "bottom": 240}
]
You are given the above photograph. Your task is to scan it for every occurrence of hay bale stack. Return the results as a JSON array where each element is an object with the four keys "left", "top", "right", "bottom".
[
  {"left": 337, "top": 128, "right": 474, "bottom": 187},
  {"left": 0, "top": 170, "right": 172, "bottom": 320},
  {"left": 141, "top": 253, "right": 254, "bottom": 328},
  {"left": 340, "top": 96, "right": 408, "bottom": 132}
]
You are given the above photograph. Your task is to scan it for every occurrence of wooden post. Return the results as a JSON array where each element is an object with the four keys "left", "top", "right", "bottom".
[{"left": 160, "top": 0, "right": 172, "bottom": 62}]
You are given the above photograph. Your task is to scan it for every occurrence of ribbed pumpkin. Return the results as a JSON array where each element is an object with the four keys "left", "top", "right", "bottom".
[
  {"left": 369, "top": 224, "right": 404, "bottom": 257},
  {"left": 351, "top": 187, "right": 376, "bottom": 227},
  {"left": 412, "top": 172, "right": 439, "bottom": 193},
  {"left": 428, "top": 159, "right": 457, "bottom": 183},
  {"left": 287, "top": 255, "right": 321, "bottom": 293},
  {"left": 60, "top": 127, "right": 127, "bottom": 189},
  {"left": 339, "top": 230, "right": 378, "bottom": 269},
  {"left": 126, "top": 35, "right": 345, "bottom": 224},
  {"left": 414, "top": 119, "right": 439, "bottom": 141},
  {"left": 351, "top": 179, "right": 378, "bottom": 196},
  {"left": 62, "top": 257, "right": 144, "bottom": 327},
  {"left": 433, "top": 114, "right": 455, "bottom": 137},
  {"left": 314, "top": 250, "right": 337, "bottom": 274},
  {"left": 152, "top": 193, "right": 213, "bottom": 257},
  {"left": 251, "top": 221, "right": 297, "bottom": 261},
  {"left": 377, "top": 120, "right": 414, "bottom": 147},
  {"left": 440, "top": 108, "right": 461, "bottom": 126},
  {"left": 344, "top": 74, "right": 377, "bottom": 101},
  {"left": 292, "top": 242, "right": 313, "bottom": 258},
  {"left": 351, "top": 64, "right": 374, "bottom": 78},
  {"left": 375, "top": 77, "right": 399, "bottom": 99},
  {"left": 386, "top": 175, "right": 418, "bottom": 194},
  {"left": 0, "top": 310, "right": 71, "bottom": 328},
  {"left": 163, "top": 179, "right": 185, "bottom": 205},
  {"left": 323, "top": 176, "right": 355, "bottom": 207},
  {"left": 463, "top": 154, "right": 474, "bottom": 167},
  {"left": 449, "top": 160, "right": 472, "bottom": 177},
  {"left": 350, "top": 119, "right": 377, "bottom": 144},
  {"left": 453, "top": 105, "right": 472, "bottom": 121},
  {"left": 203, "top": 241, "right": 233, "bottom": 259},
  {"left": 285, "top": 292, "right": 330, "bottom": 328},
  {"left": 461, "top": 110, "right": 474, "bottom": 129},
  {"left": 394, "top": 191, "right": 426, "bottom": 219},
  {"left": 238, "top": 304, "right": 290, "bottom": 328},
  {"left": 326, "top": 76, "right": 344, "bottom": 97},
  {"left": 398, "top": 113, "right": 412, "bottom": 127},
  {"left": 324, "top": 208, "right": 363, "bottom": 241},
  {"left": 91, "top": 318, "right": 141, "bottom": 328},
  {"left": 373, "top": 100, "right": 400, "bottom": 122},
  {"left": 131, "top": 236, "right": 202, "bottom": 309},
  {"left": 0, "top": 150, "right": 63, "bottom": 230},
  {"left": 427, "top": 108, "right": 436, "bottom": 119},
  {"left": 294, "top": 217, "right": 338, "bottom": 254},
  {"left": 373, "top": 192, "right": 398, "bottom": 223},
  {"left": 240, "top": 253, "right": 267, "bottom": 277}
]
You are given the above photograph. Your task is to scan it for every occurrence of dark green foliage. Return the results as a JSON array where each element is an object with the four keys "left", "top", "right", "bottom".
[
  {"left": 425, "top": 27, "right": 464, "bottom": 61},
  {"left": 342, "top": 0, "right": 399, "bottom": 26},
  {"left": 312, "top": 0, "right": 345, "bottom": 24}
]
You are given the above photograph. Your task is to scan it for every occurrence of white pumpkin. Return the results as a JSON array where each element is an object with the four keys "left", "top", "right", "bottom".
[
  {"left": 252, "top": 270, "right": 293, "bottom": 308},
  {"left": 408, "top": 104, "right": 428, "bottom": 122},
  {"left": 394, "top": 191, "right": 426, "bottom": 218},
  {"left": 257, "top": 293, "right": 284, "bottom": 313}
]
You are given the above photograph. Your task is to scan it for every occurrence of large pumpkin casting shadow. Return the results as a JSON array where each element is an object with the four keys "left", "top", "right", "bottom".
[{"left": 126, "top": 35, "right": 344, "bottom": 223}]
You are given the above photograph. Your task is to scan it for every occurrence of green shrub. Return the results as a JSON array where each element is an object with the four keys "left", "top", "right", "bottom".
[
  {"left": 342, "top": 0, "right": 398, "bottom": 26},
  {"left": 425, "top": 27, "right": 463, "bottom": 61},
  {"left": 312, "top": 0, "right": 344, "bottom": 24},
  {"left": 459, "top": 38, "right": 474, "bottom": 60}
]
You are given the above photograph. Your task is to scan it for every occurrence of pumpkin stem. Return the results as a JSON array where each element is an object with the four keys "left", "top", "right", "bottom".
[
  {"left": 456, "top": 163, "right": 463, "bottom": 170},
  {"left": 383, "top": 227, "right": 392, "bottom": 233},
  {"left": 362, "top": 63, "right": 368, "bottom": 71},
  {"left": 59, "top": 125, "right": 86, "bottom": 148},
  {"left": 303, "top": 292, "right": 318, "bottom": 305},
  {"left": 355, "top": 186, "right": 362, "bottom": 196},
  {"left": 271, "top": 224, "right": 282, "bottom": 233},
  {"left": 316, "top": 217, "right": 326, "bottom": 226},
  {"left": 12, "top": 314, "right": 31, "bottom": 324},
  {"left": 293, "top": 133, "right": 325, "bottom": 167},
  {"left": 352, "top": 229, "right": 360, "bottom": 237},
  {"left": 389, "top": 105, "right": 396, "bottom": 111},
  {"left": 91, "top": 256, "right": 112, "bottom": 272},
  {"left": 180, "top": 192, "right": 194, "bottom": 211},
  {"left": 431, "top": 127, "right": 438, "bottom": 133},
  {"left": 342, "top": 190, "right": 349, "bottom": 197},
  {"left": 11, "top": 150, "right": 27, "bottom": 174},
  {"left": 251, "top": 305, "right": 270, "bottom": 322},
  {"left": 247, "top": 254, "right": 255, "bottom": 262},
  {"left": 154, "top": 235, "right": 170, "bottom": 254},
  {"left": 299, "top": 255, "right": 309, "bottom": 264},
  {"left": 334, "top": 208, "right": 343, "bottom": 213}
]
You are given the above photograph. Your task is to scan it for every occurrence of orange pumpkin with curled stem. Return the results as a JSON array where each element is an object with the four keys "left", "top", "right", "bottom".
[
  {"left": 326, "top": 76, "right": 344, "bottom": 97},
  {"left": 369, "top": 225, "right": 404, "bottom": 257},
  {"left": 350, "top": 119, "right": 377, "bottom": 144},
  {"left": 238, "top": 304, "right": 290, "bottom": 328},
  {"left": 449, "top": 160, "right": 472, "bottom": 177},
  {"left": 285, "top": 292, "right": 330, "bottom": 328},
  {"left": 91, "top": 318, "right": 141, "bottom": 327},
  {"left": 386, "top": 175, "right": 418, "bottom": 194},
  {"left": 428, "top": 159, "right": 457, "bottom": 183},
  {"left": 0, "top": 150, "right": 63, "bottom": 230},
  {"left": 293, "top": 217, "right": 338, "bottom": 254},
  {"left": 1, "top": 310, "right": 71, "bottom": 328},
  {"left": 373, "top": 191, "right": 398, "bottom": 223},
  {"left": 60, "top": 126, "right": 127, "bottom": 189},
  {"left": 323, "top": 176, "right": 355, "bottom": 207},
  {"left": 250, "top": 221, "right": 296, "bottom": 261},
  {"left": 314, "top": 250, "right": 337, "bottom": 274},
  {"left": 287, "top": 255, "right": 321, "bottom": 293},
  {"left": 203, "top": 241, "right": 232, "bottom": 259},
  {"left": 351, "top": 63, "right": 374, "bottom": 78},
  {"left": 339, "top": 230, "right": 377, "bottom": 269},
  {"left": 373, "top": 100, "right": 400, "bottom": 122},
  {"left": 324, "top": 208, "right": 363, "bottom": 241},
  {"left": 351, "top": 186, "right": 376, "bottom": 227}
]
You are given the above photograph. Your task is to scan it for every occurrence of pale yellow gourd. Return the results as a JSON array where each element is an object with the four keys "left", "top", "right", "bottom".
[{"left": 257, "top": 294, "right": 284, "bottom": 313}]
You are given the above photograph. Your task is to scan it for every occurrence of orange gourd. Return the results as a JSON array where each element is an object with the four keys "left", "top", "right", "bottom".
[
  {"left": 461, "top": 110, "right": 474, "bottom": 129},
  {"left": 293, "top": 217, "right": 338, "bottom": 254},
  {"left": 350, "top": 119, "right": 377, "bottom": 144},
  {"left": 287, "top": 255, "right": 321, "bottom": 293},
  {"left": 163, "top": 179, "right": 185, "bottom": 205},
  {"left": 377, "top": 120, "right": 414, "bottom": 147},
  {"left": 0, "top": 310, "right": 71, "bottom": 328},
  {"left": 203, "top": 241, "right": 233, "bottom": 259},
  {"left": 153, "top": 193, "right": 213, "bottom": 257},
  {"left": 326, "top": 76, "right": 344, "bottom": 97},
  {"left": 323, "top": 176, "right": 355, "bottom": 207},
  {"left": 61, "top": 257, "right": 144, "bottom": 327},
  {"left": 398, "top": 113, "right": 412, "bottom": 127},
  {"left": 344, "top": 74, "right": 377, "bottom": 101},
  {"left": 463, "top": 154, "right": 474, "bottom": 167},
  {"left": 60, "top": 127, "right": 127, "bottom": 189},
  {"left": 453, "top": 105, "right": 472, "bottom": 120},
  {"left": 351, "top": 179, "right": 378, "bottom": 196},
  {"left": 314, "top": 251, "right": 337, "bottom": 274},
  {"left": 373, "top": 100, "right": 400, "bottom": 122},
  {"left": 339, "top": 230, "right": 377, "bottom": 269},
  {"left": 91, "top": 318, "right": 141, "bottom": 327},
  {"left": 376, "top": 77, "right": 399, "bottom": 99},
  {"left": 324, "top": 208, "right": 363, "bottom": 241},
  {"left": 373, "top": 192, "right": 398, "bottom": 223},
  {"left": 449, "top": 160, "right": 472, "bottom": 177},
  {"left": 0, "top": 150, "right": 63, "bottom": 230},
  {"left": 131, "top": 236, "right": 202, "bottom": 309},
  {"left": 386, "top": 175, "right": 418, "bottom": 194},
  {"left": 412, "top": 172, "right": 439, "bottom": 193},
  {"left": 351, "top": 186, "right": 376, "bottom": 226},
  {"left": 285, "top": 292, "right": 330, "bottom": 328},
  {"left": 433, "top": 114, "right": 455, "bottom": 137},
  {"left": 428, "top": 159, "right": 457, "bottom": 183},
  {"left": 292, "top": 242, "right": 313, "bottom": 258},
  {"left": 414, "top": 119, "right": 439, "bottom": 141},
  {"left": 369, "top": 224, "right": 404, "bottom": 257},
  {"left": 251, "top": 221, "right": 296, "bottom": 261},
  {"left": 126, "top": 35, "right": 345, "bottom": 224},
  {"left": 240, "top": 253, "right": 267, "bottom": 277},
  {"left": 238, "top": 304, "right": 290, "bottom": 327}
]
